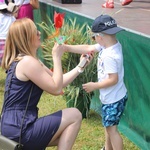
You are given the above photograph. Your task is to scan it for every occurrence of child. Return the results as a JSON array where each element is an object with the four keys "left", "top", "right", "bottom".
[
  {"left": 0, "top": 1, "right": 16, "bottom": 65},
  {"left": 64, "top": 14, "right": 128, "bottom": 150}
]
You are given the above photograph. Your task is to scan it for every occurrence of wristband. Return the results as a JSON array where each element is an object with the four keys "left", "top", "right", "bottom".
[{"left": 77, "top": 66, "right": 84, "bottom": 73}]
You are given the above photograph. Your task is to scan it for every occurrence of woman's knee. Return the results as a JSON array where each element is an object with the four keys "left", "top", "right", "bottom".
[
  {"left": 71, "top": 108, "right": 82, "bottom": 121},
  {"left": 63, "top": 108, "right": 82, "bottom": 122}
]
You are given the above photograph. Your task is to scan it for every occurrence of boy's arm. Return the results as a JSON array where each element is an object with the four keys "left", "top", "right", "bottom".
[
  {"left": 64, "top": 44, "right": 98, "bottom": 54},
  {"left": 82, "top": 73, "right": 118, "bottom": 93}
]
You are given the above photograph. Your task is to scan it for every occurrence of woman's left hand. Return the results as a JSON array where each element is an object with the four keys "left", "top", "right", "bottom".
[
  {"left": 85, "top": 52, "right": 94, "bottom": 66},
  {"left": 79, "top": 52, "right": 94, "bottom": 68}
]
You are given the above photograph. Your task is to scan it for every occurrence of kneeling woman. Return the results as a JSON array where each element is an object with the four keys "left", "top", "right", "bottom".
[{"left": 1, "top": 18, "right": 93, "bottom": 150}]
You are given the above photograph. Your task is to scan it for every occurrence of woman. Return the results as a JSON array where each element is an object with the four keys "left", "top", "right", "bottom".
[
  {"left": 0, "top": 1, "right": 16, "bottom": 65},
  {"left": 1, "top": 18, "right": 93, "bottom": 150},
  {"left": 14, "top": 0, "right": 34, "bottom": 20}
]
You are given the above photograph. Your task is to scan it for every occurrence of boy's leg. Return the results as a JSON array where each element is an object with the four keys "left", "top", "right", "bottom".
[
  {"left": 105, "top": 125, "right": 123, "bottom": 150},
  {"left": 104, "top": 128, "right": 113, "bottom": 150},
  {"left": 101, "top": 94, "right": 127, "bottom": 150}
]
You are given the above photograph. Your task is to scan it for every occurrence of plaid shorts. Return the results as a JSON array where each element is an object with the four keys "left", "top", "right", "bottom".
[
  {"left": 101, "top": 94, "right": 128, "bottom": 127},
  {"left": 0, "top": 39, "right": 5, "bottom": 65}
]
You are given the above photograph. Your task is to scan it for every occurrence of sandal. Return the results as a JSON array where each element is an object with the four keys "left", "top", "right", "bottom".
[
  {"left": 102, "top": 2, "right": 114, "bottom": 8},
  {"left": 121, "top": 0, "right": 132, "bottom": 6}
]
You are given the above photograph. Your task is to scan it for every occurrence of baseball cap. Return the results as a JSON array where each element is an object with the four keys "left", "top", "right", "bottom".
[
  {"left": 0, "top": 1, "right": 8, "bottom": 10},
  {"left": 92, "top": 14, "right": 124, "bottom": 35}
]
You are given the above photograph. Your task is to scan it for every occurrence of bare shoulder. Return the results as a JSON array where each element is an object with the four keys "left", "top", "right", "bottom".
[
  {"left": 19, "top": 56, "right": 42, "bottom": 67},
  {"left": 16, "top": 56, "right": 42, "bottom": 81},
  {"left": 20, "top": 55, "right": 37, "bottom": 63}
]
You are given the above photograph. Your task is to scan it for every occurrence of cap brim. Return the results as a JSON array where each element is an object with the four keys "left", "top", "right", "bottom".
[{"left": 102, "top": 27, "right": 125, "bottom": 35}]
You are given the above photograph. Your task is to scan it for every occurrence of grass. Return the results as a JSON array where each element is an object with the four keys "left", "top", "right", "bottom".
[{"left": 0, "top": 67, "right": 140, "bottom": 150}]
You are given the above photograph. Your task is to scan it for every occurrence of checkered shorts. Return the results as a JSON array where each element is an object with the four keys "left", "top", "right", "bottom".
[
  {"left": 0, "top": 39, "right": 5, "bottom": 65},
  {"left": 101, "top": 94, "right": 128, "bottom": 127}
]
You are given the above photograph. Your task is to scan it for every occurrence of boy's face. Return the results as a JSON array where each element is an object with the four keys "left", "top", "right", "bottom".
[{"left": 92, "top": 33, "right": 104, "bottom": 45}]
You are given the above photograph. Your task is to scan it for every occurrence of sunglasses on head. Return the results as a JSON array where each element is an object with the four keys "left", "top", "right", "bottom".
[{"left": 91, "top": 33, "right": 104, "bottom": 40}]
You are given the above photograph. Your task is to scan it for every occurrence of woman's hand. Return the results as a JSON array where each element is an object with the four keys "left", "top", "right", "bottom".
[
  {"left": 84, "top": 52, "right": 94, "bottom": 67},
  {"left": 78, "top": 52, "right": 94, "bottom": 71}
]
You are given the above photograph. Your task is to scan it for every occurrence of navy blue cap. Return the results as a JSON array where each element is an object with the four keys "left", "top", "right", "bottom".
[{"left": 92, "top": 15, "right": 124, "bottom": 35}]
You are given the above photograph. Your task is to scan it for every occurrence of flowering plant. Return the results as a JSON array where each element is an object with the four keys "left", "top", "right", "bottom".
[
  {"left": 38, "top": 14, "right": 97, "bottom": 118},
  {"left": 48, "top": 11, "right": 66, "bottom": 44}
]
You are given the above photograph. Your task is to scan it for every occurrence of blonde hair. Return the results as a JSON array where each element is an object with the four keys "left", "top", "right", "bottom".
[{"left": 1, "top": 18, "right": 37, "bottom": 70}]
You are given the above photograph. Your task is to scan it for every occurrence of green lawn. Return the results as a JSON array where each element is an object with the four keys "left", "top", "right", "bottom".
[{"left": 0, "top": 67, "right": 140, "bottom": 150}]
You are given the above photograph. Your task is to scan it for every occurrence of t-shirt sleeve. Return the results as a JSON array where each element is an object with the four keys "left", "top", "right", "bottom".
[
  {"left": 103, "top": 57, "right": 118, "bottom": 73},
  {"left": 94, "top": 43, "right": 103, "bottom": 52}
]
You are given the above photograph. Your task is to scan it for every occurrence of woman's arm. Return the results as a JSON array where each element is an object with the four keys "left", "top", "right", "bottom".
[
  {"left": 62, "top": 66, "right": 81, "bottom": 88},
  {"left": 62, "top": 53, "right": 94, "bottom": 88},
  {"left": 16, "top": 44, "right": 64, "bottom": 96}
]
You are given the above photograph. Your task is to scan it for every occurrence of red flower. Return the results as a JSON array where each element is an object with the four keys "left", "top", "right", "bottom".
[{"left": 54, "top": 11, "right": 65, "bottom": 29}]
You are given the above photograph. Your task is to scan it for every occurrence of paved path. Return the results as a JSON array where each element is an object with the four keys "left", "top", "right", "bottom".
[{"left": 40, "top": 0, "right": 150, "bottom": 38}]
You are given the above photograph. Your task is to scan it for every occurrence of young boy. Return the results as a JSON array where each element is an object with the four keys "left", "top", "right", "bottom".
[{"left": 64, "top": 14, "right": 128, "bottom": 150}]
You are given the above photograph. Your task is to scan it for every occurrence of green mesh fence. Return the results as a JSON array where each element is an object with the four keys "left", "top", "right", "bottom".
[
  {"left": 34, "top": 2, "right": 150, "bottom": 149},
  {"left": 117, "top": 31, "right": 150, "bottom": 149}
]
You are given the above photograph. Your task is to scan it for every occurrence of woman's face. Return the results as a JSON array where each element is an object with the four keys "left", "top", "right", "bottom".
[{"left": 33, "top": 29, "right": 41, "bottom": 50}]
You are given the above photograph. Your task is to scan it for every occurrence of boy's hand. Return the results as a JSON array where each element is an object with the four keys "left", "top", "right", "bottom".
[{"left": 82, "top": 82, "right": 96, "bottom": 93}]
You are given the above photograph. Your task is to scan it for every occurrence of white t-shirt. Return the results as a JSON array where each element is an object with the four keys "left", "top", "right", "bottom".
[
  {"left": 95, "top": 42, "right": 127, "bottom": 104},
  {"left": 0, "top": 13, "right": 16, "bottom": 40},
  {"left": 14, "top": 0, "right": 30, "bottom": 6}
]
